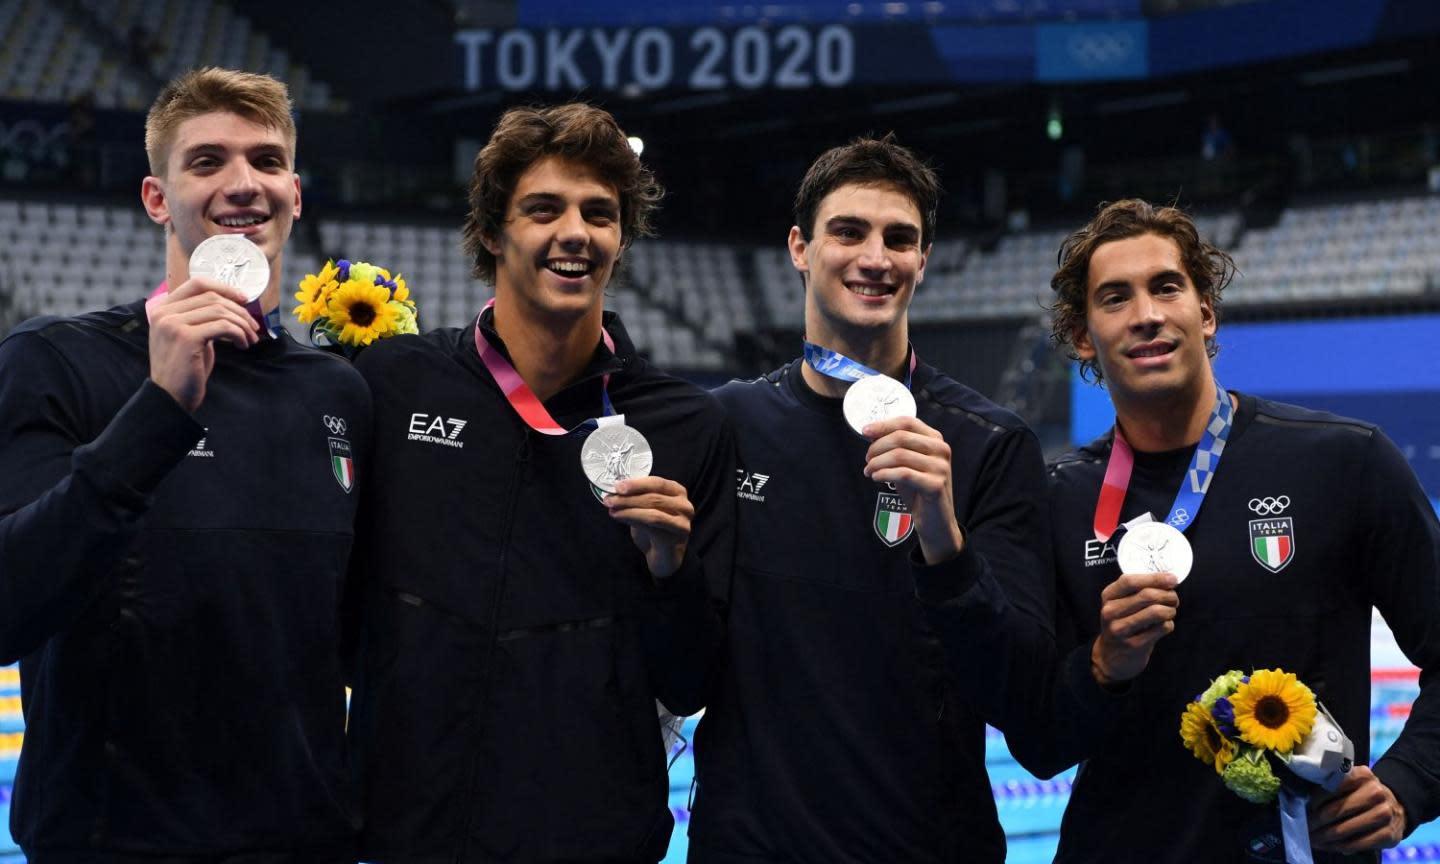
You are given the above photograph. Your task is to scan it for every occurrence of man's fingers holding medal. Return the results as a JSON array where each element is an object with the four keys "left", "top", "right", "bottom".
[
  {"left": 150, "top": 278, "right": 260, "bottom": 347},
  {"left": 148, "top": 278, "right": 263, "bottom": 412},
  {"left": 605, "top": 476, "right": 693, "bottom": 515},
  {"left": 605, "top": 476, "right": 694, "bottom": 580},
  {"left": 1099, "top": 571, "right": 1180, "bottom": 636},
  {"left": 1091, "top": 571, "right": 1180, "bottom": 687},
  {"left": 861, "top": 416, "right": 964, "bottom": 564},
  {"left": 861, "top": 416, "right": 949, "bottom": 491},
  {"left": 163, "top": 274, "right": 256, "bottom": 307},
  {"left": 1101, "top": 572, "right": 1180, "bottom": 616}
]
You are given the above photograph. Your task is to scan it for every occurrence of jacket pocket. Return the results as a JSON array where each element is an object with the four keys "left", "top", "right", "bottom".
[
  {"left": 470, "top": 619, "right": 669, "bottom": 861},
  {"left": 349, "top": 584, "right": 488, "bottom": 860}
]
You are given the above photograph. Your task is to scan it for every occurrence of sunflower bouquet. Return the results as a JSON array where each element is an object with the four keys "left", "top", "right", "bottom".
[
  {"left": 1180, "top": 668, "right": 1352, "bottom": 805},
  {"left": 294, "top": 259, "right": 419, "bottom": 349}
]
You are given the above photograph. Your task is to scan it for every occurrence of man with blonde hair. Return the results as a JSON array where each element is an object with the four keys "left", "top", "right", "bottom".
[{"left": 0, "top": 67, "right": 368, "bottom": 862}]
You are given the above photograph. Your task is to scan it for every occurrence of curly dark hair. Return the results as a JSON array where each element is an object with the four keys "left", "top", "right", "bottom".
[
  {"left": 1050, "top": 199, "right": 1235, "bottom": 383},
  {"left": 461, "top": 103, "right": 663, "bottom": 285},
  {"left": 793, "top": 133, "right": 940, "bottom": 248}
]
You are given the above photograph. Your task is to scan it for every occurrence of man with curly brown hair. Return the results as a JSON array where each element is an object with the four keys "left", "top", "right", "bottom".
[
  {"left": 344, "top": 103, "right": 735, "bottom": 863},
  {"left": 1046, "top": 198, "right": 1440, "bottom": 863}
]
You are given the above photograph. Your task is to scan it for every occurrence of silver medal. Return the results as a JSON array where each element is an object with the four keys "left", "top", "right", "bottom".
[
  {"left": 842, "top": 374, "right": 917, "bottom": 436},
  {"left": 581, "top": 422, "right": 653, "bottom": 493},
  {"left": 1116, "top": 521, "right": 1193, "bottom": 582},
  {"left": 188, "top": 234, "right": 269, "bottom": 303}
]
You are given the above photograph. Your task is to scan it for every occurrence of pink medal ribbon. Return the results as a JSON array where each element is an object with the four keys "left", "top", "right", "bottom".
[
  {"left": 473, "top": 298, "right": 618, "bottom": 435},
  {"left": 1092, "top": 432, "right": 1135, "bottom": 543},
  {"left": 1092, "top": 383, "right": 1233, "bottom": 542}
]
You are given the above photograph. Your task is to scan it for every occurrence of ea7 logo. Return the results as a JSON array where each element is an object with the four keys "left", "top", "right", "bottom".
[
  {"left": 735, "top": 470, "right": 770, "bottom": 502},
  {"left": 1083, "top": 538, "right": 1117, "bottom": 568},
  {"left": 408, "top": 413, "right": 468, "bottom": 449}
]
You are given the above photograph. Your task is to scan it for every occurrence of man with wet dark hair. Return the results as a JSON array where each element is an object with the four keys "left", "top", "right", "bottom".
[
  {"left": 1046, "top": 198, "right": 1440, "bottom": 862},
  {"left": 687, "top": 135, "right": 1118, "bottom": 864}
]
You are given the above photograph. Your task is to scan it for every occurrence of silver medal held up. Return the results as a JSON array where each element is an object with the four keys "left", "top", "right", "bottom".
[
  {"left": 188, "top": 235, "right": 269, "bottom": 332},
  {"left": 1116, "top": 521, "right": 1194, "bottom": 582},
  {"left": 189, "top": 234, "right": 269, "bottom": 303},
  {"left": 842, "top": 374, "right": 916, "bottom": 436},
  {"left": 581, "top": 420, "right": 653, "bottom": 493}
]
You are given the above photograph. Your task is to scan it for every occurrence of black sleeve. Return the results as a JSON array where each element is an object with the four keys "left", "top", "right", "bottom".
[
  {"left": 0, "top": 331, "right": 202, "bottom": 663},
  {"left": 1362, "top": 430, "right": 1440, "bottom": 834},
  {"left": 1041, "top": 465, "right": 1141, "bottom": 767},
  {"left": 338, "top": 362, "right": 377, "bottom": 687},
  {"left": 913, "top": 426, "right": 1115, "bottom": 779},
  {"left": 639, "top": 410, "right": 737, "bottom": 717}
]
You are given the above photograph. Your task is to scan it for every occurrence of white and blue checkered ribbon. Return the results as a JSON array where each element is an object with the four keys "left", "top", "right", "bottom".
[
  {"left": 1164, "top": 383, "right": 1234, "bottom": 530},
  {"left": 803, "top": 341, "right": 915, "bottom": 388}
]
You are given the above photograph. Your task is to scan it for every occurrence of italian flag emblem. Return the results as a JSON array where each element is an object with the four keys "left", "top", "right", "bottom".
[
  {"left": 329, "top": 437, "right": 355, "bottom": 493},
  {"left": 1248, "top": 517, "right": 1294, "bottom": 572},
  {"left": 874, "top": 491, "right": 915, "bottom": 547}
]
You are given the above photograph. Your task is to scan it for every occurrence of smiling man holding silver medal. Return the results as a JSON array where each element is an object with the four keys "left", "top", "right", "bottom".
[
  {"left": 343, "top": 103, "right": 735, "bottom": 863},
  {"left": 687, "top": 136, "right": 1110, "bottom": 864},
  {"left": 1047, "top": 199, "right": 1440, "bottom": 862},
  {"left": 0, "top": 69, "right": 370, "bottom": 862}
]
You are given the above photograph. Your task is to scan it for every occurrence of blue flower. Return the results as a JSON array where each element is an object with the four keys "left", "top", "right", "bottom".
[
  {"left": 336, "top": 259, "right": 351, "bottom": 281},
  {"left": 1212, "top": 696, "right": 1239, "bottom": 737}
]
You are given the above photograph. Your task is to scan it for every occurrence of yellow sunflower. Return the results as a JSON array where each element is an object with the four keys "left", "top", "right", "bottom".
[
  {"left": 293, "top": 260, "right": 340, "bottom": 324},
  {"left": 1231, "top": 669, "right": 1316, "bottom": 753},
  {"left": 326, "top": 279, "right": 398, "bottom": 346},
  {"left": 1180, "top": 702, "right": 1237, "bottom": 774}
]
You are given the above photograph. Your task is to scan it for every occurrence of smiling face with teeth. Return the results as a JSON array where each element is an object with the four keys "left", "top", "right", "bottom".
[
  {"left": 1076, "top": 232, "right": 1218, "bottom": 412},
  {"left": 483, "top": 155, "right": 621, "bottom": 327},
  {"left": 790, "top": 181, "right": 928, "bottom": 370},
  {"left": 141, "top": 110, "right": 301, "bottom": 306}
]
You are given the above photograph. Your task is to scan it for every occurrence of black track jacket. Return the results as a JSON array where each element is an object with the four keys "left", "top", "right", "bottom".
[
  {"left": 0, "top": 300, "right": 371, "bottom": 863},
  {"left": 346, "top": 307, "right": 736, "bottom": 863}
]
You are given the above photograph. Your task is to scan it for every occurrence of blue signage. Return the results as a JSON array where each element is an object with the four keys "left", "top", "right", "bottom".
[
  {"left": 456, "top": 1, "right": 1437, "bottom": 92},
  {"left": 1035, "top": 20, "right": 1148, "bottom": 81},
  {"left": 456, "top": 24, "right": 869, "bottom": 93}
]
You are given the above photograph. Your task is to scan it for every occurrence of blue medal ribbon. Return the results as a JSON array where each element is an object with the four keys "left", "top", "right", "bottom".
[
  {"left": 1095, "top": 383, "right": 1234, "bottom": 542},
  {"left": 1156, "top": 383, "right": 1234, "bottom": 531},
  {"left": 262, "top": 305, "right": 283, "bottom": 340},
  {"left": 803, "top": 341, "right": 916, "bottom": 388}
]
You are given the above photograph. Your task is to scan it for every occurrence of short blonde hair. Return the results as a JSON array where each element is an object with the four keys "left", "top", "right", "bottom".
[{"left": 144, "top": 67, "right": 296, "bottom": 176}]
